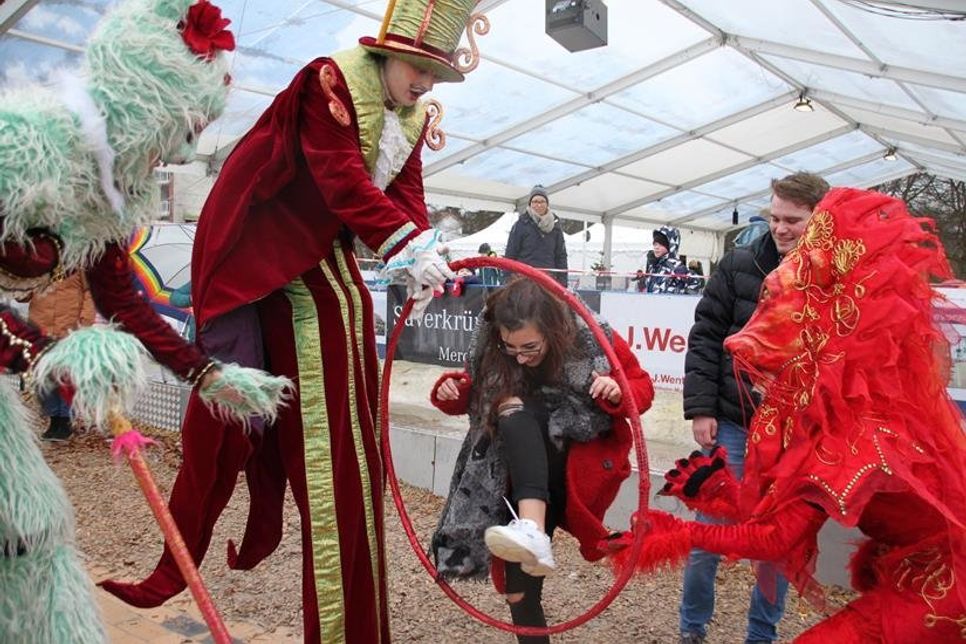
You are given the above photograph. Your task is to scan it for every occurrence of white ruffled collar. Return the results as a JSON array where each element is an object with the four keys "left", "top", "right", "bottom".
[{"left": 372, "top": 108, "right": 414, "bottom": 191}]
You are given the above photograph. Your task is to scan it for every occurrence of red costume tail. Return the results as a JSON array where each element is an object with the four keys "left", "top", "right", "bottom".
[{"left": 603, "top": 511, "right": 692, "bottom": 576}]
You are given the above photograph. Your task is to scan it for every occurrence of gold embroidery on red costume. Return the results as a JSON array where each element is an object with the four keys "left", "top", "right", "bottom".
[{"left": 319, "top": 64, "right": 351, "bottom": 127}]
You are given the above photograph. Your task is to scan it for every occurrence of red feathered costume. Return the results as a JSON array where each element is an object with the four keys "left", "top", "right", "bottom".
[{"left": 622, "top": 188, "right": 966, "bottom": 643}]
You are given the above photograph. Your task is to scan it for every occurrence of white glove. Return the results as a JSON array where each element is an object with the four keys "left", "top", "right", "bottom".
[
  {"left": 381, "top": 229, "right": 455, "bottom": 315},
  {"left": 406, "top": 275, "right": 437, "bottom": 316},
  {"left": 406, "top": 230, "right": 455, "bottom": 290}
]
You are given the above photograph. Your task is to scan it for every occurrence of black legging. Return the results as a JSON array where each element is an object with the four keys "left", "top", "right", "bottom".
[
  {"left": 506, "top": 573, "right": 549, "bottom": 644},
  {"left": 498, "top": 405, "right": 567, "bottom": 644}
]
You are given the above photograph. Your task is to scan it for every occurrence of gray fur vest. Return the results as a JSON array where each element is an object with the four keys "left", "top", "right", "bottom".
[{"left": 431, "top": 313, "right": 613, "bottom": 580}]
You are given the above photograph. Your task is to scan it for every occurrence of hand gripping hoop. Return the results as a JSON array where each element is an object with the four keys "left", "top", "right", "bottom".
[{"left": 380, "top": 257, "right": 651, "bottom": 637}]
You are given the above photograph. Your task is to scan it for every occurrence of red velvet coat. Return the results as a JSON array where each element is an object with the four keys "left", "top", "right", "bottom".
[
  {"left": 431, "top": 332, "right": 654, "bottom": 564},
  {"left": 191, "top": 57, "right": 428, "bottom": 329}
]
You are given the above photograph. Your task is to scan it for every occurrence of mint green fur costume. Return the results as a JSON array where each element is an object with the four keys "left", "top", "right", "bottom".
[
  {"left": 0, "top": 1, "right": 288, "bottom": 641},
  {"left": 0, "top": 0, "right": 229, "bottom": 271}
]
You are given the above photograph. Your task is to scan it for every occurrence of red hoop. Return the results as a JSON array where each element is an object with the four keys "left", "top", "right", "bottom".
[{"left": 380, "top": 256, "right": 650, "bottom": 637}]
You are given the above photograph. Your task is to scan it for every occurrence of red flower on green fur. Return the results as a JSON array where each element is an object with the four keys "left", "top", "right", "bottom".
[{"left": 180, "top": 0, "right": 235, "bottom": 61}]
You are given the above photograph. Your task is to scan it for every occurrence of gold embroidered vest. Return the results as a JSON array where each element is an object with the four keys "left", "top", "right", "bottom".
[{"left": 330, "top": 47, "right": 427, "bottom": 183}]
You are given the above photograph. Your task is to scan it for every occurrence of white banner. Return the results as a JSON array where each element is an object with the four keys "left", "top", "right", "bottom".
[
  {"left": 599, "top": 292, "right": 699, "bottom": 391},
  {"left": 936, "top": 287, "right": 966, "bottom": 410}
]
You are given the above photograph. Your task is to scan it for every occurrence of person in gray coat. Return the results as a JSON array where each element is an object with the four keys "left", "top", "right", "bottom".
[{"left": 505, "top": 185, "right": 568, "bottom": 287}]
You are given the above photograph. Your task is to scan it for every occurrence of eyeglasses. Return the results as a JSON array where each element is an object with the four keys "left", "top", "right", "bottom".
[{"left": 499, "top": 341, "right": 544, "bottom": 357}]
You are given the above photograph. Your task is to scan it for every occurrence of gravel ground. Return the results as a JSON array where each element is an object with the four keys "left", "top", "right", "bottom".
[{"left": 40, "top": 421, "right": 855, "bottom": 643}]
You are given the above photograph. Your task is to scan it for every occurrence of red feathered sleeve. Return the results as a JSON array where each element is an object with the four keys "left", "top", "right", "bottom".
[
  {"left": 613, "top": 502, "right": 826, "bottom": 585},
  {"left": 595, "top": 332, "right": 654, "bottom": 417},
  {"left": 429, "top": 371, "right": 472, "bottom": 416},
  {"left": 687, "top": 502, "right": 826, "bottom": 562},
  {"left": 86, "top": 242, "right": 210, "bottom": 382},
  {"left": 0, "top": 306, "right": 52, "bottom": 373},
  {"left": 299, "top": 64, "right": 425, "bottom": 260}
]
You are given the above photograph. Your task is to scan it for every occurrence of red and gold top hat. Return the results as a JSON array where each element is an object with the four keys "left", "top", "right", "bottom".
[{"left": 359, "top": 0, "right": 481, "bottom": 83}]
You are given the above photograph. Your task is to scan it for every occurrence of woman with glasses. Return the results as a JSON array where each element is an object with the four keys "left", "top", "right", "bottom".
[{"left": 430, "top": 278, "right": 654, "bottom": 643}]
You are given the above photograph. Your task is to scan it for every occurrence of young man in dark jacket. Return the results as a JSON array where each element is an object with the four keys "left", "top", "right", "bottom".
[
  {"left": 679, "top": 172, "right": 830, "bottom": 644},
  {"left": 505, "top": 185, "right": 569, "bottom": 287}
]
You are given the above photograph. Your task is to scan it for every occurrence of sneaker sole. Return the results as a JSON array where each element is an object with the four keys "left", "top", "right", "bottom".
[
  {"left": 484, "top": 530, "right": 540, "bottom": 567},
  {"left": 520, "top": 561, "right": 555, "bottom": 577}
]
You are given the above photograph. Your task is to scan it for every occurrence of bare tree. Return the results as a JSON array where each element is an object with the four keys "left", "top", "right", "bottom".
[{"left": 875, "top": 172, "right": 966, "bottom": 279}]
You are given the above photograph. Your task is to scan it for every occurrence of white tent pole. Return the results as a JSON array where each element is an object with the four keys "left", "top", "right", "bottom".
[{"left": 603, "top": 216, "right": 614, "bottom": 274}]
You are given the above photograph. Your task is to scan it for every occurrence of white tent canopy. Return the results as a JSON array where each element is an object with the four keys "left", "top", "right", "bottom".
[{"left": 4, "top": 0, "right": 964, "bottom": 263}]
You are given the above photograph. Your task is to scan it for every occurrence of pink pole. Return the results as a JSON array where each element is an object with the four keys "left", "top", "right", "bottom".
[{"left": 109, "top": 413, "right": 231, "bottom": 644}]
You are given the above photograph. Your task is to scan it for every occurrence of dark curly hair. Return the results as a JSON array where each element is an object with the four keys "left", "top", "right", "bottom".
[{"left": 476, "top": 278, "right": 577, "bottom": 428}]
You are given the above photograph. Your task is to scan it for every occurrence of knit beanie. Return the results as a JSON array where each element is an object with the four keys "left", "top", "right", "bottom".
[{"left": 528, "top": 185, "right": 549, "bottom": 205}]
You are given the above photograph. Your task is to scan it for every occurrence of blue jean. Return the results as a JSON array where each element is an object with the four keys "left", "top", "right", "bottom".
[
  {"left": 679, "top": 419, "right": 789, "bottom": 642},
  {"left": 40, "top": 388, "right": 70, "bottom": 418}
]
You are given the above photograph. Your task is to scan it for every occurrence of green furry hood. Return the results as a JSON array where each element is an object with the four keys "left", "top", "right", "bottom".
[{"left": 0, "top": 0, "right": 232, "bottom": 273}]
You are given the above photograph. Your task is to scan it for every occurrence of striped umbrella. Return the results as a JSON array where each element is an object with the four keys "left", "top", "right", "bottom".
[{"left": 127, "top": 224, "right": 195, "bottom": 322}]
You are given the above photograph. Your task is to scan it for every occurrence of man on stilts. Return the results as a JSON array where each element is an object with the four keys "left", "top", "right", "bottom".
[{"left": 102, "top": 2, "right": 485, "bottom": 642}]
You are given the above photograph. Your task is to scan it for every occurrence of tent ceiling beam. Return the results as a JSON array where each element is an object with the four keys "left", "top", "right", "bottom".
[
  {"left": 904, "top": 149, "right": 966, "bottom": 173},
  {"left": 605, "top": 124, "right": 857, "bottom": 219},
  {"left": 808, "top": 90, "right": 966, "bottom": 133},
  {"left": 667, "top": 0, "right": 966, "bottom": 96},
  {"left": 423, "top": 37, "right": 721, "bottom": 176},
  {"left": 6, "top": 28, "right": 82, "bottom": 52},
  {"left": 728, "top": 40, "right": 911, "bottom": 176},
  {"left": 808, "top": 0, "right": 878, "bottom": 63},
  {"left": 476, "top": 0, "right": 512, "bottom": 12},
  {"left": 806, "top": 0, "right": 966, "bottom": 147},
  {"left": 230, "top": 83, "right": 280, "bottom": 98},
  {"left": 0, "top": 0, "right": 38, "bottom": 35},
  {"left": 498, "top": 144, "right": 597, "bottom": 170},
  {"left": 921, "top": 163, "right": 966, "bottom": 181},
  {"left": 608, "top": 212, "right": 718, "bottom": 233},
  {"left": 657, "top": 0, "right": 725, "bottom": 38},
  {"left": 542, "top": 91, "right": 797, "bottom": 196},
  {"left": 324, "top": 0, "right": 381, "bottom": 20},
  {"left": 673, "top": 149, "right": 912, "bottom": 226},
  {"left": 728, "top": 35, "right": 966, "bottom": 94},
  {"left": 859, "top": 124, "right": 966, "bottom": 154}
]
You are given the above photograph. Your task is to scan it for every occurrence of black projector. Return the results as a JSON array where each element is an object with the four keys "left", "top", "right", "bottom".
[{"left": 546, "top": 0, "right": 608, "bottom": 52}]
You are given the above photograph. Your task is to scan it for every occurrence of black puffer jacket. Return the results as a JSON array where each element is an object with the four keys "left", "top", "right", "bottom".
[
  {"left": 505, "top": 212, "right": 568, "bottom": 286},
  {"left": 683, "top": 232, "right": 781, "bottom": 426}
]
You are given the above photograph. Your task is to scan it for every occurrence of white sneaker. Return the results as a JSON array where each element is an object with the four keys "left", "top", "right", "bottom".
[{"left": 484, "top": 518, "right": 555, "bottom": 577}]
